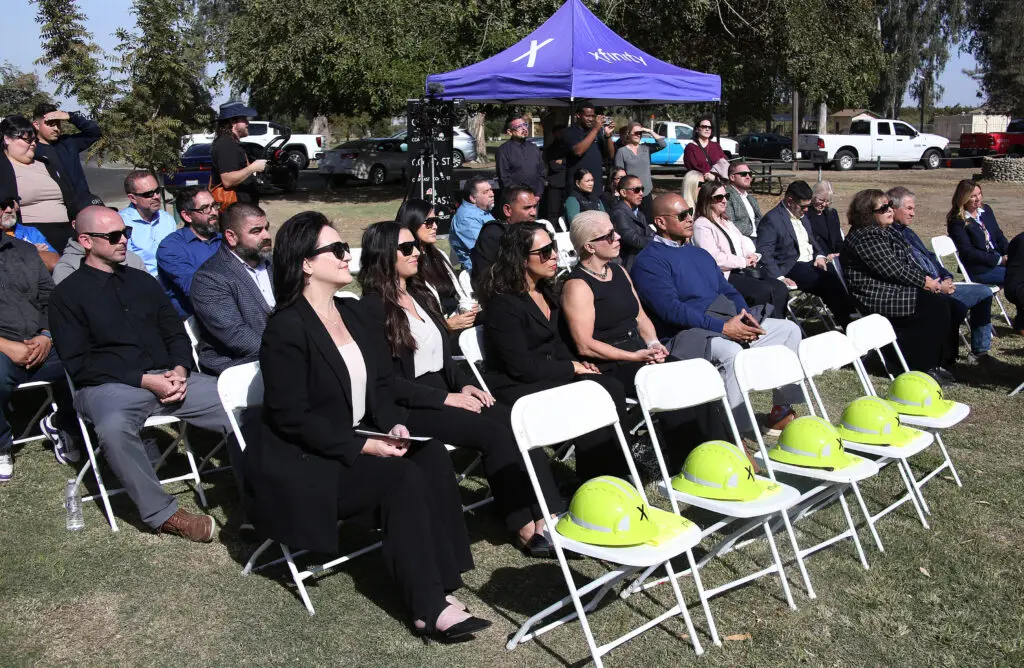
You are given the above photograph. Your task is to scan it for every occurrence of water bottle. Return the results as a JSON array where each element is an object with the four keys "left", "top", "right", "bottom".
[{"left": 65, "top": 479, "right": 84, "bottom": 531}]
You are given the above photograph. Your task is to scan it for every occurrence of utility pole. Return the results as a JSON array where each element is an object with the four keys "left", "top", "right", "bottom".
[{"left": 792, "top": 89, "right": 800, "bottom": 173}]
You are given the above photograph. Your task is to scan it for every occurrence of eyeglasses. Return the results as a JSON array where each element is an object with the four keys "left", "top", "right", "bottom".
[
  {"left": 509, "top": 123, "right": 528, "bottom": 131},
  {"left": 0, "top": 198, "right": 18, "bottom": 210},
  {"left": 397, "top": 239, "right": 421, "bottom": 256},
  {"left": 422, "top": 216, "right": 439, "bottom": 229},
  {"left": 873, "top": 201, "right": 894, "bottom": 214},
  {"left": 589, "top": 230, "right": 618, "bottom": 244},
  {"left": 11, "top": 132, "right": 37, "bottom": 144},
  {"left": 528, "top": 242, "right": 557, "bottom": 262},
  {"left": 130, "top": 187, "right": 162, "bottom": 199},
  {"left": 733, "top": 171, "right": 752, "bottom": 177},
  {"left": 82, "top": 227, "right": 133, "bottom": 244},
  {"left": 308, "top": 241, "right": 350, "bottom": 260},
  {"left": 711, "top": 192, "right": 731, "bottom": 203},
  {"left": 698, "top": 124, "right": 713, "bottom": 130},
  {"left": 187, "top": 202, "right": 221, "bottom": 215},
  {"left": 623, "top": 186, "right": 644, "bottom": 194}
]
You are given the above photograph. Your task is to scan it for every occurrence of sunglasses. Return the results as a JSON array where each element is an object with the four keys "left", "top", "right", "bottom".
[
  {"left": 873, "top": 201, "right": 894, "bottom": 214},
  {"left": 422, "top": 216, "right": 439, "bottom": 229},
  {"left": 528, "top": 242, "right": 557, "bottom": 262},
  {"left": 12, "top": 132, "right": 37, "bottom": 144},
  {"left": 630, "top": 132, "right": 643, "bottom": 137},
  {"left": 698, "top": 124, "right": 713, "bottom": 130},
  {"left": 0, "top": 198, "right": 18, "bottom": 210},
  {"left": 711, "top": 193, "right": 731, "bottom": 202},
  {"left": 397, "top": 239, "right": 421, "bottom": 256},
  {"left": 623, "top": 186, "right": 644, "bottom": 194},
  {"left": 589, "top": 230, "right": 618, "bottom": 244},
  {"left": 666, "top": 208, "right": 694, "bottom": 220},
  {"left": 187, "top": 202, "right": 221, "bottom": 215},
  {"left": 308, "top": 241, "right": 350, "bottom": 260},
  {"left": 130, "top": 187, "right": 162, "bottom": 199},
  {"left": 82, "top": 227, "right": 133, "bottom": 244},
  {"left": 733, "top": 171, "right": 752, "bottom": 177}
]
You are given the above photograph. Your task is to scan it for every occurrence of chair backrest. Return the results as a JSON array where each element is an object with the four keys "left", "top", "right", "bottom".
[
  {"left": 844, "top": 313, "right": 898, "bottom": 356},
  {"left": 930, "top": 234, "right": 971, "bottom": 280},
  {"left": 183, "top": 318, "right": 202, "bottom": 369},
  {"left": 557, "top": 216, "right": 568, "bottom": 233},
  {"left": 216, "top": 362, "right": 264, "bottom": 452},
  {"left": 458, "top": 270, "right": 474, "bottom": 299},
  {"left": 798, "top": 331, "right": 861, "bottom": 378},
  {"left": 553, "top": 231, "right": 578, "bottom": 269},
  {"left": 348, "top": 247, "right": 362, "bottom": 274},
  {"left": 510, "top": 380, "right": 619, "bottom": 451},
  {"left": 828, "top": 256, "right": 851, "bottom": 295},
  {"left": 733, "top": 345, "right": 807, "bottom": 394},
  {"left": 335, "top": 290, "right": 360, "bottom": 300},
  {"left": 458, "top": 326, "right": 490, "bottom": 392},
  {"left": 538, "top": 219, "right": 556, "bottom": 235},
  {"left": 635, "top": 358, "right": 726, "bottom": 412}
]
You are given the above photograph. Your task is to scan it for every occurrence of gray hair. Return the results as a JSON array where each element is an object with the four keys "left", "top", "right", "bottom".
[
  {"left": 886, "top": 186, "right": 916, "bottom": 209},
  {"left": 812, "top": 181, "right": 834, "bottom": 199},
  {"left": 569, "top": 210, "right": 612, "bottom": 258}
]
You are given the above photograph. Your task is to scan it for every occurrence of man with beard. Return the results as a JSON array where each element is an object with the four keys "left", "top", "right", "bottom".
[
  {"left": 156, "top": 187, "right": 223, "bottom": 318},
  {"left": 190, "top": 203, "right": 274, "bottom": 374},
  {"left": 0, "top": 186, "right": 59, "bottom": 271},
  {"left": 210, "top": 102, "right": 267, "bottom": 206},
  {"left": 495, "top": 116, "right": 545, "bottom": 199}
]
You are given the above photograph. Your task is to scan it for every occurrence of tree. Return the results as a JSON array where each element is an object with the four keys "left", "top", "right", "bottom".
[
  {"left": 0, "top": 63, "right": 54, "bottom": 117},
  {"left": 964, "top": 0, "right": 1024, "bottom": 115},
  {"left": 33, "top": 0, "right": 114, "bottom": 115}
]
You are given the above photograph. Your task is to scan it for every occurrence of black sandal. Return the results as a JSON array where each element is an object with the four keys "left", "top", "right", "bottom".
[
  {"left": 415, "top": 615, "right": 492, "bottom": 643},
  {"left": 517, "top": 533, "right": 556, "bottom": 558}
]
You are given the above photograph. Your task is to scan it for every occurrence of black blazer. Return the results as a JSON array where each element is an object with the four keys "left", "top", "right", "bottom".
[
  {"left": 483, "top": 290, "right": 577, "bottom": 397},
  {"left": 1005, "top": 232, "right": 1024, "bottom": 300},
  {"left": 248, "top": 296, "right": 407, "bottom": 554},
  {"left": 947, "top": 206, "right": 1009, "bottom": 277},
  {"left": 755, "top": 202, "right": 826, "bottom": 278},
  {"left": 361, "top": 293, "right": 475, "bottom": 408},
  {"left": 806, "top": 207, "right": 843, "bottom": 255},
  {"left": 609, "top": 200, "right": 652, "bottom": 270}
]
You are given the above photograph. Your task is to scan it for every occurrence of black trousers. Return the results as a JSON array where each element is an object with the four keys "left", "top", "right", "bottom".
[
  {"left": 336, "top": 439, "right": 472, "bottom": 624},
  {"left": 1008, "top": 283, "right": 1024, "bottom": 330},
  {"left": 640, "top": 193, "right": 654, "bottom": 222},
  {"left": 728, "top": 272, "right": 789, "bottom": 317},
  {"left": 786, "top": 261, "right": 852, "bottom": 327},
  {"left": 887, "top": 290, "right": 959, "bottom": 372},
  {"left": 24, "top": 222, "right": 75, "bottom": 254},
  {"left": 405, "top": 373, "right": 563, "bottom": 532},
  {"left": 544, "top": 186, "right": 565, "bottom": 223}
]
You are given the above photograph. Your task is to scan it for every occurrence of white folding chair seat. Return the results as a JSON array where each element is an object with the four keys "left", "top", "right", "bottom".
[
  {"left": 183, "top": 318, "right": 231, "bottom": 475},
  {"left": 507, "top": 380, "right": 706, "bottom": 666},
  {"left": 618, "top": 359, "right": 814, "bottom": 640},
  {"left": 931, "top": 234, "right": 1012, "bottom": 326},
  {"left": 11, "top": 381, "right": 57, "bottom": 446},
  {"left": 734, "top": 346, "right": 879, "bottom": 571},
  {"left": 799, "top": 332, "right": 933, "bottom": 532}
]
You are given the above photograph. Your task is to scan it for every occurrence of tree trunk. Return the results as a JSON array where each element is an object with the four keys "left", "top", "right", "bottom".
[
  {"left": 791, "top": 90, "right": 799, "bottom": 173},
  {"left": 309, "top": 113, "right": 331, "bottom": 148},
  {"left": 467, "top": 112, "right": 487, "bottom": 163},
  {"left": 818, "top": 102, "right": 827, "bottom": 134}
]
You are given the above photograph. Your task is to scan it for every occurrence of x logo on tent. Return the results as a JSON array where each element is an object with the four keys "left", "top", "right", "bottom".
[{"left": 511, "top": 38, "right": 554, "bottom": 68}]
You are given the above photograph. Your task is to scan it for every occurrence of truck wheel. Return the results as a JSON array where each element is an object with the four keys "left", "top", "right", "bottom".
[
  {"left": 922, "top": 149, "right": 942, "bottom": 170},
  {"left": 779, "top": 148, "right": 793, "bottom": 163},
  {"left": 284, "top": 149, "right": 308, "bottom": 171},
  {"left": 833, "top": 150, "right": 856, "bottom": 171},
  {"left": 369, "top": 165, "right": 386, "bottom": 185},
  {"left": 451, "top": 150, "right": 465, "bottom": 169}
]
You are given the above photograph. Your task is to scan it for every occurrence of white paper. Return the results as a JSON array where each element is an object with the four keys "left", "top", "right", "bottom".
[{"left": 355, "top": 429, "right": 432, "bottom": 442}]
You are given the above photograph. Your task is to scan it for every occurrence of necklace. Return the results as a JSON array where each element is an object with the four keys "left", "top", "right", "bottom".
[
  {"left": 314, "top": 305, "right": 340, "bottom": 326},
  {"left": 579, "top": 262, "right": 610, "bottom": 280}
]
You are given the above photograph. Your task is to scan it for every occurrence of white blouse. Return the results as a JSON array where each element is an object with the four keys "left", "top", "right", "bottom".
[
  {"left": 406, "top": 298, "right": 445, "bottom": 378},
  {"left": 337, "top": 342, "right": 367, "bottom": 426}
]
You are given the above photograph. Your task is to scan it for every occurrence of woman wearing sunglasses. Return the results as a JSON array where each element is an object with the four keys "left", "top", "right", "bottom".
[
  {"left": 0, "top": 115, "right": 81, "bottom": 252},
  {"left": 397, "top": 199, "right": 477, "bottom": 333},
  {"left": 561, "top": 167, "right": 605, "bottom": 226},
  {"left": 478, "top": 222, "right": 631, "bottom": 482},
  {"left": 841, "top": 190, "right": 963, "bottom": 383},
  {"left": 614, "top": 122, "right": 665, "bottom": 220},
  {"left": 255, "top": 212, "right": 490, "bottom": 641},
  {"left": 360, "top": 221, "right": 562, "bottom": 558},
  {"left": 683, "top": 113, "right": 730, "bottom": 181},
  {"left": 692, "top": 180, "right": 789, "bottom": 317}
]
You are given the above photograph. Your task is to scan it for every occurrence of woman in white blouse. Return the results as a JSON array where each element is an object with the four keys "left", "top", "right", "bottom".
[
  {"left": 359, "top": 221, "right": 563, "bottom": 558},
  {"left": 692, "top": 180, "right": 789, "bottom": 316}
]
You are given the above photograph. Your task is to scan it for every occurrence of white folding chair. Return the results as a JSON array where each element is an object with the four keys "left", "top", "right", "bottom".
[
  {"left": 458, "top": 270, "right": 474, "bottom": 300},
  {"left": 556, "top": 216, "right": 568, "bottom": 232},
  {"left": 10, "top": 381, "right": 57, "bottom": 446},
  {"left": 554, "top": 231, "right": 578, "bottom": 276},
  {"left": 931, "top": 234, "right": 1011, "bottom": 327},
  {"left": 799, "top": 332, "right": 933, "bottom": 532},
  {"left": 183, "top": 318, "right": 231, "bottom": 474},
  {"left": 734, "top": 346, "right": 880, "bottom": 571},
  {"left": 506, "top": 380, "right": 706, "bottom": 666},
  {"left": 68, "top": 373, "right": 206, "bottom": 532},
  {"left": 785, "top": 283, "right": 837, "bottom": 333},
  {"left": 347, "top": 247, "right": 362, "bottom": 275},
  {"left": 333, "top": 290, "right": 360, "bottom": 300},
  {"left": 182, "top": 318, "right": 202, "bottom": 370},
  {"left": 845, "top": 315, "right": 966, "bottom": 506},
  {"left": 620, "top": 359, "right": 814, "bottom": 637}
]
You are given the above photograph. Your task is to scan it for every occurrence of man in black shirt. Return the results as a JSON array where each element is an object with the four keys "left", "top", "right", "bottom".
[
  {"left": 495, "top": 116, "right": 545, "bottom": 198},
  {"left": 210, "top": 102, "right": 267, "bottom": 206},
  {"left": 470, "top": 185, "right": 538, "bottom": 293},
  {"left": 49, "top": 206, "right": 231, "bottom": 542},
  {"left": 563, "top": 103, "right": 615, "bottom": 199}
]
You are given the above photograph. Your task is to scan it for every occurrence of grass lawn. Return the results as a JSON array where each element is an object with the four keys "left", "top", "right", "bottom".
[{"left": 1, "top": 167, "right": 1023, "bottom": 666}]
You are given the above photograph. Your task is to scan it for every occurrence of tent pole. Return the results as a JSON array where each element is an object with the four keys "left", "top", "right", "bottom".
[{"left": 715, "top": 100, "right": 721, "bottom": 142}]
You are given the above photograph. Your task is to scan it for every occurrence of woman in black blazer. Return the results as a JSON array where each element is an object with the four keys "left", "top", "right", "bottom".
[
  {"left": 946, "top": 179, "right": 1009, "bottom": 285},
  {"left": 359, "top": 221, "right": 562, "bottom": 557},
  {"left": 252, "top": 211, "right": 490, "bottom": 640},
  {"left": 477, "top": 222, "right": 629, "bottom": 482}
]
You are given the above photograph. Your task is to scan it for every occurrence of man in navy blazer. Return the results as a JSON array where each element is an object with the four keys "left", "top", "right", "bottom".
[
  {"left": 191, "top": 203, "right": 275, "bottom": 374},
  {"left": 755, "top": 180, "right": 851, "bottom": 326}
]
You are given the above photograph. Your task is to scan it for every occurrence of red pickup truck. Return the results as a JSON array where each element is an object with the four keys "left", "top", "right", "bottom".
[{"left": 960, "top": 119, "right": 1024, "bottom": 156}]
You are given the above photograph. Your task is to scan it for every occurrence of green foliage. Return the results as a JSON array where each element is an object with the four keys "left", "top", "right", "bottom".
[
  {"left": 0, "top": 62, "right": 54, "bottom": 117},
  {"left": 32, "top": 0, "right": 114, "bottom": 115},
  {"left": 964, "top": 0, "right": 1024, "bottom": 116}
]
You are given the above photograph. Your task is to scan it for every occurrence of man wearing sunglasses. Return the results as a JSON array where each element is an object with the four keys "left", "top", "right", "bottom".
[
  {"left": 0, "top": 186, "right": 59, "bottom": 271},
  {"left": 495, "top": 116, "right": 546, "bottom": 200},
  {"left": 724, "top": 162, "right": 763, "bottom": 237},
  {"left": 755, "top": 180, "right": 851, "bottom": 327},
  {"left": 609, "top": 175, "right": 651, "bottom": 270},
  {"left": 156, "top": 187, "right": 224, "bottom": 318},
  {"left": 49, "top": 206, "right": 233, "bottom": 542},
  {"left": 118, "top": 170, "right": 176, "bottom": 278},
  {"left": 31, "top": 103, "right": 102, "bottom": 206}
]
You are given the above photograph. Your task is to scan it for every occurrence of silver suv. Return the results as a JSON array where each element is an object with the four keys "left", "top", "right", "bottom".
[{"left": 389, "top": 127, "right": 477, "bottom": 168}]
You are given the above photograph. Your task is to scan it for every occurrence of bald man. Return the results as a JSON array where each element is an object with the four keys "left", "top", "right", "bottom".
[
  {"left": 49, "top": 206, "right": 232, "bottom": 541},
  {"left": 631, "top": 193, "right": 805, "bottom": 436}
]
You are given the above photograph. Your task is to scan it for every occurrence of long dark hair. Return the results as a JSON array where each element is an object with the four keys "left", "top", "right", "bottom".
[
  {"left": 359, "top": 221, "right": 443, "bottom": 356},
  {"left": 272, "top": 211, "right": 333, "bottom": 311},
  {"left": 695, "top": 179, "right": 727, "bottom": 222},
  {"left": 570, "top": 168, "right": 600, "bottom": 204},
  {"left": 397, "top": 198, "right": 457, "bottom": 298},
  {"left": 477, "top": 222, "right": 551, "bottom": 304},
  {"left": 846, "top": 189, "right": 888, "bottom": 229}
]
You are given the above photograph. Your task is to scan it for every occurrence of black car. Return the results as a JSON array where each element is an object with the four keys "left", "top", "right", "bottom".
[
  {"left": 737, "top": 133, "right": 795, "bottom": 162},
  {"left": 165, "top": 136, "right": 299, "bottom": 194}
]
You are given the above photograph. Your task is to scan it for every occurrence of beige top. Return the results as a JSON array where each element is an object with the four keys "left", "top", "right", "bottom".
[
  {"left": 337, "top": 342, "right": 367, "bottom": 426},
  {"left": 789, "top": 213, "right": 815, "bottom": 263},
  {"left": 406, "top": 298, "right": 445, "bottom": 378},
  {"left": 9, "top": 157, "right": 68, "bottom": 224}
]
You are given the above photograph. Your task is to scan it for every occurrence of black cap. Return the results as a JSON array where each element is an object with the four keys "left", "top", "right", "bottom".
[{"left": 217, "top": 101, "right": 258, "bottom": 121}]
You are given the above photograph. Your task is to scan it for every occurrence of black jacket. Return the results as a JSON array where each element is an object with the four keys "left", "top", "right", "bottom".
[
  {"left": 0, "top": 234, "right": 52, "bottom": 341},
  {"left": 32, "top": 112, "right": 101, "bottom": 203},
  {"left": 806, "top": 207, "right": 843, "bottom": 255},
  {"left": 249, "top": 296, "right": 406, "bottom": 554},
  {"left": 1005, "top": 232, "right": 1024, "bottom": 301},
  {"left": 0, "top": 152, "right": 88, "bottom": 222},
  {"left": 609, "top": 200, "right": 652, "bottom": 270},
  {"left": 947, "top": 207, "right": 1009, "bottom": 278},
  {"left": 470, "top": 220, "right": 507, "bottom": 294}
]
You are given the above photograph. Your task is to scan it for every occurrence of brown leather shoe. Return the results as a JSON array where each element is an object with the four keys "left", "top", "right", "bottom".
[
  {"left": 763, "top": 407, "right": 796, "bottom": 437},
  {"left": 159, "top": 508, "right": 215, "bottom": 542}
]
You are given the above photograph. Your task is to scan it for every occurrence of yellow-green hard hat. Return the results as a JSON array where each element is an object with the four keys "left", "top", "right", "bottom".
[
  {"left": 837, "top": 396, "right": 924, "bottom": 447},
  {"left": 556, "top": 476, "right": 692, "bottom": 547},
  {"left": 885, "top": 371, "right": 956, "bottom": 417},
  {"left": 769, "top": 416, "right": 860, "bottom": 470},
  {"left": 672, "top": 440, "right": 783, "bottom": 502}
]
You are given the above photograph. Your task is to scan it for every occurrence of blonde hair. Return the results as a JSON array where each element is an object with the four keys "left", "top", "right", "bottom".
[
  {"left": 947, "top": 179, "right": 980, "bottom": 225},
  {"left": 569, "top": 210, "right": 612, "bottom": 258},
  {"left": 681, "top": 170, "right": 703, "bottom": 209}
]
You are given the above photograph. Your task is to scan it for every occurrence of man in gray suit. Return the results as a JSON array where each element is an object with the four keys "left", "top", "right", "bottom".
[
  {"left": 724, "top": 162, "right": 762, "bottom": 236},
  {"left": 191, "top": 203, "right": 274, "bottom": 374}
]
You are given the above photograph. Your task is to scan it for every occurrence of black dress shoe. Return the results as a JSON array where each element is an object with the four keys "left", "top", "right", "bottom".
[
  {"left": 517, "top": 533, "right": 556, "bottom": 559},
  {"left": 927, "top": 367, "right": 954, "bottom": 387},
  {"left": 416, "top": 615, "right": 492, "bottom": 642}
]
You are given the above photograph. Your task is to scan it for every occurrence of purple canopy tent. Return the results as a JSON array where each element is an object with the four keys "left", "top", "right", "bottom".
[{"left": 425, "top": 0, "right": 720, "bottom": 105}]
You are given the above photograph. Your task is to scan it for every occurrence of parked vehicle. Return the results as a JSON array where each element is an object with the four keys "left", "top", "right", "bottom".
[
  {"left": 388, "top": 127, "right": 478, "bottom": 168},
  {"left": 799, "top": 118, "right": 949, "bottom": 170},
  {"left": 736, "top": 133, "right": 797, "bottom": 162},
  {"left": 526, "top": 136, "right": 544, "bottom": 149},
  {"left": 318, "top": 138, "right": 409, "bottom": 186},
  {"left": 643, "top": 121, "right": 739, "bottom": 168},
  {"left": 960, "top": 119, "right": 1024, "bottom": 157},
  {"left": 163, "top": 136, "right": 299, "bottom": 194},
  {"left": 182, "top": 121, "right": 324, "bottom": 170}
]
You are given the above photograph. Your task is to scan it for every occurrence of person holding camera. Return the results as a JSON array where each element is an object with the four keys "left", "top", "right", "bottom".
[
  {"left": 614, "top": 121, "right": 665, "bottom": 220},
  {"left": 210, "top": 102, "right": 267, "bottom": 207},
  {"left": 563, "top": 102, "right": 616, "bottom": 199}
]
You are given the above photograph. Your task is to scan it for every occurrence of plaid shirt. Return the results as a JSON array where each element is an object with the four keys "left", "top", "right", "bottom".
[{"left": 839, "top": 224, "right": 927, "bottom": 318}]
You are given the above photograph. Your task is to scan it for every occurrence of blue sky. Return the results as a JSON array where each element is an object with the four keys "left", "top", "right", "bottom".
[{"left": 3, "top": 0, "right": 985, "bottom": 111}]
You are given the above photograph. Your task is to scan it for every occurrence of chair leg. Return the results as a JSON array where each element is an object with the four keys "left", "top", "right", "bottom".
[
  {"left": 850, "top": 482, "right": 885, "bottom": 553},
  {"left": 78, "top": 425, "right": 118, "bottom": 532},
  {"left": 282, "top": 544, "right": 316, "bottom": 616},
  {"left": 683, "top": 548, "right": 719, "bottom": 647},
  {"left": 994, "top": 293, "right": 1012, "bottom": 327},
  {"left": 242, "top": 539, "right": 275, "bottom": 576},
  {"left": 762, "top": 519, "right": 797, "bottom": 610},
  {"left": 1010, "top": 380, "right": 1024, "bottom": 397},
  {"left": 779, "top": 510, "right": 816, "bottom": 599},
  {"left": 837, "top": 492, "right": 870, "bottom": 570},
  {"left": 663, "top": 559, "right": 705, "bottom": 656},
  {"left": 179, "top": 429, "right": 208, "bottom": 508},
  {"left": 13, "top": 385, "right": 56, "bottom": 444},
  {"left": 895, "top": 458, "right": 930, "bottom": 529}
]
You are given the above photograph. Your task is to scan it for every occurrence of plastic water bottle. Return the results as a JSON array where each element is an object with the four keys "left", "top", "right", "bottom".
[{"left": 65, "top": 479, "right": 84, "bottom": 531}]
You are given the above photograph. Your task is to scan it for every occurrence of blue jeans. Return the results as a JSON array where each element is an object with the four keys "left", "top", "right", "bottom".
[
  {"left": 949, "top": 283, "right": 994, "bottom": 353},
  {"left": 0, "top": 347, "right": 76, "bottom": 454},
  {"left": 970, "top": 265, "right": 1005, "bottom": 286}
]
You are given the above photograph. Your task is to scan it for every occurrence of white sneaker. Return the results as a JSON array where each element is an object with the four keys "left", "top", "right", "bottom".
[{"left": 0, "top": 454, "right": 12, "bottom": 481}]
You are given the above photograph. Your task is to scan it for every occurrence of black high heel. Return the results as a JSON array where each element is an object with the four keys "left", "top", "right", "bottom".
[{"left": 516, "top": 533, "right": 556, "bottom": 558}]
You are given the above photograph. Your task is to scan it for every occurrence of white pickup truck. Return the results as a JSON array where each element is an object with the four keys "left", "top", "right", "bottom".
[
  {"left": 799, "top": 119, "right": 948, "bottom": 171},
  {"left": 644, "top": 121, "right": 739, "bottom": 168},
  {"left": 182, "top": 121, "right": 325, "bottom": 170}
]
